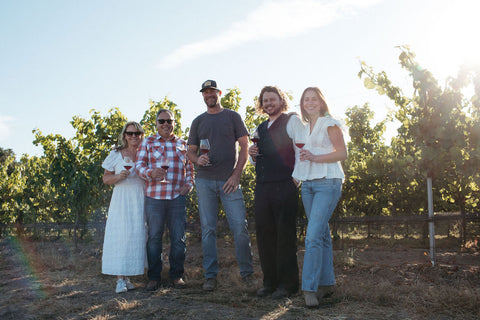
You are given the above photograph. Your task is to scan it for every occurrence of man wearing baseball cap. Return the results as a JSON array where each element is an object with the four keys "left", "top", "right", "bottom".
[{"left": 187, "top": 80, "right": 256, "bottom": 291}]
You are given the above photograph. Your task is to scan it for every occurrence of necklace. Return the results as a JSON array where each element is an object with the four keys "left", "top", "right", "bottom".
[{"left": 121, "top": 147, "right": 137, "bottom": 161}]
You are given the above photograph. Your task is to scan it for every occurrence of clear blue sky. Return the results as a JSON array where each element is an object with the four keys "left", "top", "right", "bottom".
[{"left": 1, "top": 0, "right": 478, "bottom": 157}]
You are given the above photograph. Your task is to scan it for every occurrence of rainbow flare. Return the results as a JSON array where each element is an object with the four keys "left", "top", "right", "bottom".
[{"left": 5, "top": 236, "right": 49, "bottom": 299}]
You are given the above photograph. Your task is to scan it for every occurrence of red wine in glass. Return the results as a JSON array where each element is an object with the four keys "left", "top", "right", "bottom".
[
  {"left": 124, "top": 156, "right": 133, "bottom": 170},
  {"left": 295, "top": 143, "right": 305, "bottom": 149},
  {"left": 199, "top": 139, "right": 212, "bottom": 166},
  {"left": 250, "top": 129, "right": 262, "bottom": 156},
  {"left": 160, "top": 157, "right": 170, "bottom": 182}
]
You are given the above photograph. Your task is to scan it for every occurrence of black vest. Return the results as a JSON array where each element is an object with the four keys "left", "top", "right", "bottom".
[{"left": 255, "top": 113, "right": 295, "bottom": 183}]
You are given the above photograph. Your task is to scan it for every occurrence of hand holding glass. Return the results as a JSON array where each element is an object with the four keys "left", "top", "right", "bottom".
[
  {"left": 295, "top": 138, "right": 307, "bottom": 161},
  {"left": 250, "top": 129, "right": 261, "bottom": 156},
  {"left": 159, "top": 157, "right": 170, "bottom": 183},
  {"left": 199, "top": 139, "right": 211, "bottom": 166},
  {"left": 123, "top": 156, "right": 133, "bottom": 171}
]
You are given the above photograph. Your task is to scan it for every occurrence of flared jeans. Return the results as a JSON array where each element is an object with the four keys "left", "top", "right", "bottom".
[{"left": 301, "top": 178, "right": 342, "bottom": 292}]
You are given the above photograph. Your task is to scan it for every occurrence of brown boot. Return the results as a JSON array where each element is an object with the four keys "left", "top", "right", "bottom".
[{"left": 146, "top": 280, "right": 161, "bottom": 291}]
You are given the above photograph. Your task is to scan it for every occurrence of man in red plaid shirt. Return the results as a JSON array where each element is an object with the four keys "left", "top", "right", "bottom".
[{"left": 136, "top": 109, "right": 194, "bottom": 291}]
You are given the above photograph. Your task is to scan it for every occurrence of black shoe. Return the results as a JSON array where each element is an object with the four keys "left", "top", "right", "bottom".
[
  {"left": 272, "top": 288, "right": 290, "bottom": 299},
  {"left": 257, "top": 287, "right": 275, "bottom": 297}
]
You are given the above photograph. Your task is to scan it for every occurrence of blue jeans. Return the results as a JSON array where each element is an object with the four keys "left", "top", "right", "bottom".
[
  {"left": 301, "top": 178, "right": 342, "bottom": 292},
  {"left": 145, "top": 195, "right": 187, "bottom": 281},
  {"left": 195, "top": 177, "right": 253, "bottom": 279}
]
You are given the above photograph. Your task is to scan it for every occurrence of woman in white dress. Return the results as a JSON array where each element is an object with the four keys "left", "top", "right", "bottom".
[
  {"left": 292, "top": 87, "right": 347, "bottom": 307},
  {"left": 101, "top": 121, "right": 146, "bottom": 293}
]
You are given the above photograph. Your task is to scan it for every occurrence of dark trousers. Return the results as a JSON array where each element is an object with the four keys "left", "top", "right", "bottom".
[
  {"left": 254, "top": 179, "right": 299, "bottom": 293},
  {"left": 145, "top": 196, "right": 187, "bottom": 281}
]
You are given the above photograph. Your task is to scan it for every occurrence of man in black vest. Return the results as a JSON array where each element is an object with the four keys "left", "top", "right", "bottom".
[{"left": 248, "top": 86, "right": 303, "bottom": 299}]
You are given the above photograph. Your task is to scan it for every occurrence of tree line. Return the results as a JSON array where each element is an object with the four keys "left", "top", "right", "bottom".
[{"left": 1, "top": 47, "right": 479, "bottom": 236}]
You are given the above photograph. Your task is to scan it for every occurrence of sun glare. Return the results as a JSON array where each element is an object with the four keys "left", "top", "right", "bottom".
[{"left": 417, "top": 1, "right": 480, "bottom": 80}]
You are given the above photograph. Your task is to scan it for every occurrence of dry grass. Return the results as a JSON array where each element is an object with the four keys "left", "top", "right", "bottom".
[{"left": 1, "top": 235, "right": 479, "bottom": 320}]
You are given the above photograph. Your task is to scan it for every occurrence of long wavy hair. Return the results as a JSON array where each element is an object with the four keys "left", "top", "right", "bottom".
[
  {"left": 255, "top": 86, "right": 289, "bottom": 114},
  {"left": 300, "top": 87, "right": 330, "bottom": 122},
  {"left": 115, "top": 121, "right": 144, "bottom": 150}
]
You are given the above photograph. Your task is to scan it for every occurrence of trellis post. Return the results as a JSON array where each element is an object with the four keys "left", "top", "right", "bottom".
[{"left": 427, "top": 177, "right": 436, "bottom": 266}]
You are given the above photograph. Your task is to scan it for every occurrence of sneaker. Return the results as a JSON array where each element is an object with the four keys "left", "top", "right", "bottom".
[
  {"left": 115, "top": 279, "right": 127, "bottom": 294},
  {"left": 316, "top": 285, "right": 334, "bottom": 299},
  {"left": 146, "top": 280, "right": 161, "bottom": 291},
  {"left": 172, "top": 278, "right": 186, "bottom": 289},
  {"left": 304, "top": 291, "right": 319, "bottom": 307},
  {"left": 241, "top": 274, "right": 258, "bottom": 288},
  {"left": 202, "top": 278, "right": 217, "bottom": 291},
  {"left": 125, "top": 278, "right": 135, "bottom": 291},
  {"left": 271, "top": 288, "right": 290, "bottom": 299},
  {"left": 257, "top": 287, "right": 275, "bottom": 297}
]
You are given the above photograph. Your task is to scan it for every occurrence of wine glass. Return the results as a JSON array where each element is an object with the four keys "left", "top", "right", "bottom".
[
  {"left": 159, "top": 157, "right": 170, "bottom": 183},
  {"left": 295, "top": 137, "right": 307, "bottom": 161},
  {"left": 199, "top": 139, "right": 211, "bottom": 166},
  {"left": 124, "top": 156, "right": 134, "bottom": 171},
  {"left": 250, "top": 129, "right": 261, "bottom": 156},
  {"left": 295, "top": 139, "right": 306, "bottom": 149}
]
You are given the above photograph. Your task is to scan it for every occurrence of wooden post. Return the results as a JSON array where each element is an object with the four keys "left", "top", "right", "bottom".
[{"left": 427, "top": 177, "right": 436, "bottom": 266}]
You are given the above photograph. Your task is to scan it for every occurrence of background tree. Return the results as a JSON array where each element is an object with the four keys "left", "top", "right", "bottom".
[
  {"left": 33, "top": 108, "right": 127, "bottom": 245},
  {"left": 340, "top": 104, "right": 391, "bottom": 237},
  {"left": 0, "top": 148, "right": 25, "bottom": 233},
  {"left": 359, "top": 46, "right": 480, "bottom": 241},
  {"left": 21, "top": 155, "right": 57, "bottom": 223}
]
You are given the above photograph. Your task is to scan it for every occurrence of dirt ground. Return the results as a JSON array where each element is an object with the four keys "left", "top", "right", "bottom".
[{"left": 1, "top": 236, "right": 479, "bottom": 320}]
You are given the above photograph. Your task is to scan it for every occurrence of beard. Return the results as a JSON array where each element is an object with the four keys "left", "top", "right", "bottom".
[
  {"left": 204, "top": 97, "right": 218, "bottom": 108},
  {"left": 264, "top": 105, "right": 281, "bottom": 117}
]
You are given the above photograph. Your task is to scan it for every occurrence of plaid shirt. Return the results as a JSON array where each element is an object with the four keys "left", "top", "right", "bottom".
[{"left": 136, "top": 134, "right": 194, "bottom": 200}]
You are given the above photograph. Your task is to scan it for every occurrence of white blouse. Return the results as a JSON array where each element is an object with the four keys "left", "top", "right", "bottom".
[{"left": 292, "top": 116, "right": 345, "bottom": 182}]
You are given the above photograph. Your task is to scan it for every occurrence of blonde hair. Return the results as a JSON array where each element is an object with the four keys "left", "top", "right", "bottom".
[{"left": 115, "top": 121, "right": 144, "bottom": 150}]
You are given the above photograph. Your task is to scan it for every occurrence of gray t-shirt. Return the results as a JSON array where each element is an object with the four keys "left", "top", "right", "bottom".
[{"left": 188, "top": 108, "right": 248, "bottom": 181}]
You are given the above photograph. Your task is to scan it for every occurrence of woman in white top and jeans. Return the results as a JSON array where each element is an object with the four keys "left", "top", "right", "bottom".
[{"left": 292, "top": 87, "right": 347, "bottom": 307}]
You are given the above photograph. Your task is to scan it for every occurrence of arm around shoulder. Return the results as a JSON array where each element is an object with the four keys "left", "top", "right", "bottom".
[
  {"left": 135, "top": 139, "right": 152, "bottom": 179},
  {"left": 286, "top": 114, "right": 305, "bottom": 139}
]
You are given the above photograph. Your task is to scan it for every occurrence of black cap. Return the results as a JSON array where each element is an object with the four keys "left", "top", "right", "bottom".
[{"left": 200, "top": 80, "right": 220, "bottom": 92}]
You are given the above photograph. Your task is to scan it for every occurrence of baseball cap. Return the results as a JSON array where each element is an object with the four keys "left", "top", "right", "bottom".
[{"left": 200, "top": 80, "right": 220, "bottom": 92}]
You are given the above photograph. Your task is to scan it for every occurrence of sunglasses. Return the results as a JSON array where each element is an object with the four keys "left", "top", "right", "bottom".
[
  {"left": 157, "top": 119, "right": 173, "bottom": 124},
  {"left": 125, "top": 131, "right": 142, "bottom": 137}
]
